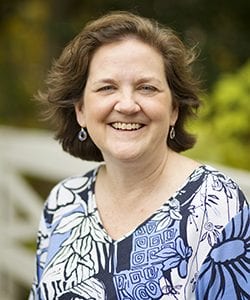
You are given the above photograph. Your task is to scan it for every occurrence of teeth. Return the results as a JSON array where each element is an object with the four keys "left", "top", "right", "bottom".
[{"left": 111, "top": 122, "right": 143, "bottom": 131}]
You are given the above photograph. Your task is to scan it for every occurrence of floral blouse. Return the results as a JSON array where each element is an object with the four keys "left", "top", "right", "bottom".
[{"left": 29, "top": 165, "right": 250, "bottom": 300}]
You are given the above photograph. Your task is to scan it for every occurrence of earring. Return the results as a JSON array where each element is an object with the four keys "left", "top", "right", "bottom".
[
  {"left": 78, "top": 127, "right": 87, "bottom": 142},
  {"left": 169, "top": 126, "right": 175, "bottom": 140}
]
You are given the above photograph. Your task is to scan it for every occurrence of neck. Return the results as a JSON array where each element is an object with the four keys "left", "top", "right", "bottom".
[{"left": 98, "top": 148, "right": 174, "bottom": 203}]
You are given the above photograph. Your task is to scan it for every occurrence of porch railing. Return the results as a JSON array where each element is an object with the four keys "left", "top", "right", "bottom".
[{"left": 0, "top": 126, "right": 97, "bottom": 299}]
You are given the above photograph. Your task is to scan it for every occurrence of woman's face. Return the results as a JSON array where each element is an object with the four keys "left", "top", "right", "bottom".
[{"left": 75, "top": 38, "right": 178, "bottom": 163}]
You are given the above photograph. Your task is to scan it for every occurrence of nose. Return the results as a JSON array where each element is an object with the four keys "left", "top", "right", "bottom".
[{"left": 114, "top": 91, "right": 141, "bottom": 114}]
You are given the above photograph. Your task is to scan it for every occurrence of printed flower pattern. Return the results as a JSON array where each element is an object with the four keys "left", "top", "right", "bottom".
[
  {"left": 196, "top": 205, "right": 250, "bottom": 299},
  {"left": 200, "top": 221, "right": 223, "bottom": 246},
  {"left": 155, "top": 198, "right": 182, "bottom": 231},
  {"left": 157, "top": 237, "right": 193, "bottom": 278},
  {"left": 29, "top": 165, "right": 248, "bottom": 300}
]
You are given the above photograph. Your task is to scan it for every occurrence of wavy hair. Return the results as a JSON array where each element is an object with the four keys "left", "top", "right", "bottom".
[{"left": 37, "top": 11, "right": 201, "bottom": 161}]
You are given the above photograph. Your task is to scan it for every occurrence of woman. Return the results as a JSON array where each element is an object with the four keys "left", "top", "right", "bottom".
[{"left": 29, "top": 11, "right": 250, "bottom": 300}]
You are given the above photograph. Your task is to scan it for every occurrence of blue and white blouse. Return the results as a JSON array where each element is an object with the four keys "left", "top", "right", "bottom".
[{"left": 29, "top": 165, "right": 250, "bottom": 300}]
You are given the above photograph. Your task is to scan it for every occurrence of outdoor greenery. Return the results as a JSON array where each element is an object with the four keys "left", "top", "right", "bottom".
[
  {"left": 187, "top": 62, "right": 250, "bottom": 169},
  {"left": 0, "top": 0, "right": 249, "bottom": 170}
]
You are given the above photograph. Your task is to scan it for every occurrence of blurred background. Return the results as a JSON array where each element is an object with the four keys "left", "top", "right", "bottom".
[{"left": 0, "top": 0, "right": 249, "bottom": 299}]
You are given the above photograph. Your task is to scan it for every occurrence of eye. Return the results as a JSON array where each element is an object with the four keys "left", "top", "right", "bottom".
[
  {"left": 138, "top": 84, "right": 158, "bottom": 94},
  {"left": 96, "top": 85, "right": 116, "bottom": 92}
]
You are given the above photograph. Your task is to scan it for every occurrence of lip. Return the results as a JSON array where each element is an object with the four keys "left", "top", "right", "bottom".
[{"left": 109, "top": 122, "right": 145, "bottom": 131}]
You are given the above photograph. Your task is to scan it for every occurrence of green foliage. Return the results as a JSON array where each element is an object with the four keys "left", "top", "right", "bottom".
[
  {"left": 0, "top": 0, "right": 50, "bottom": 127},
  {"left": 188, "top": 62, "right": 250, "bottom": 170}
]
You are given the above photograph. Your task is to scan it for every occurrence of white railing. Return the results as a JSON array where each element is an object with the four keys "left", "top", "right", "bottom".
[
  {"left": 0, "top": 126, "right": 249, "bottom": 299},
  {"left": 0, "top": 126, "right": 97, "bottom": 300}
]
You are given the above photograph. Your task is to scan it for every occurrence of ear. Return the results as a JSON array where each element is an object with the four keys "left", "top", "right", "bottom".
[
  {"left": 170, "top": 105, "right": 179, "bottom": 126},
  {"left": 74, "top": 100, "right": 86, "bottom": 127}
]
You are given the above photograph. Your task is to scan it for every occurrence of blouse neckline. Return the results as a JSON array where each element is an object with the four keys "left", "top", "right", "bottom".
[{"left": 88, "top": 164, "right": 207, "bottom": 244}]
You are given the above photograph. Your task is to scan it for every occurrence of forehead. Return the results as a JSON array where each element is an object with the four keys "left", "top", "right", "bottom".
[{"left": 88, "top": 37, "right": 165, "bottom": 77}]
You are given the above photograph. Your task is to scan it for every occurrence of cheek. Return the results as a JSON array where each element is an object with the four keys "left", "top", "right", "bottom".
[
  {"left": 84, "top": 97, "right": 114, "bottom": 123},
  {"left": 143, "top": 100, "right": 173, "bottom": 121}
]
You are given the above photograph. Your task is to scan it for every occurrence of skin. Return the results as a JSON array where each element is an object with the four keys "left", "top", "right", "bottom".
[{"left": 75, "top": 38, "right": 199, "bottom": 240}]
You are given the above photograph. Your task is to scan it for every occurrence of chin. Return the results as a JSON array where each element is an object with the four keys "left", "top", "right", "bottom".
[
  {"left": 113, "top": 153, "right": 141, "bottom": 163},
  {"left": 104, "top": 148, "right": 144, "bottom": 163}
]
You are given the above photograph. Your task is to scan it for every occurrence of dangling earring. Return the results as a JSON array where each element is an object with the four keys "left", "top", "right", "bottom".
[
  {"left": 78, "top": 127, "right": 87, "bottom": 142},
  {"left": 169, "top": 126, "right": 175, "bottom": 140}
]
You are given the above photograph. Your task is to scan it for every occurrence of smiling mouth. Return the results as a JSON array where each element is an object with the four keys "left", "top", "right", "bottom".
[{"left": 110, "top": 122, "right": 144, "bottom": 131}]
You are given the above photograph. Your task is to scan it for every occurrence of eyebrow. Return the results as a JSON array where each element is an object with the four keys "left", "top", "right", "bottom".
[
  {"left": 90, "top": 78, "right": 115, "bottom": 86},
  {"left": 91, "top": 77, "right": 163, "bottom": 85},
  {"left": 135, "top": 77, "right": 162, "bottom": 85}
]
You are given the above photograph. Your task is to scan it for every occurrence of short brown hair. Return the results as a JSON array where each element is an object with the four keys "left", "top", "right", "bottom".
[{"left": 38, "top": 11, "right": 201, "bottom": 162}]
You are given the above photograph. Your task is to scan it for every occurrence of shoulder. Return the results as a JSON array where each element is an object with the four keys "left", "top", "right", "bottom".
[
  {"left": 193, "top": 165, "right": 248, "bottom": 228},
  {"left": 43, "top": 167, "right": 99, "bottom": 226},
  {"left": 190, "top": 166, "right": 250, "bottom": 298},
  {"left": 196, "top": 164, "right": 247, "bottom": 204},
  {"left": 181, "top": 163, "right": 247, "bottom": 209}
]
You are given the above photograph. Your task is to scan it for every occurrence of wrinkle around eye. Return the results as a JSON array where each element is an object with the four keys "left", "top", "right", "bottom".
[
  {"left": 137, "top": 85, "right": 160, "bottom": 95},
  {"left": 95, "top": 85, "right": 117, "bottom": 93}
]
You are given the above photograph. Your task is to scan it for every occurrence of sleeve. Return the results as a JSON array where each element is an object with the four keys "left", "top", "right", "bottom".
[
  {"left": 28, "top": 191, "right": 56, "bottom": 300},
  {"left": 195, "top": 202, "right": 250, "bottom": 300}
]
